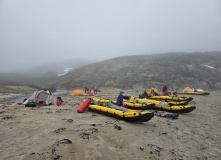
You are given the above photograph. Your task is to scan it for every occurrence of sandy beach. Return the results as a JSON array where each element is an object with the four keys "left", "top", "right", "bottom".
[{"left": 0, "top": 88, "right": 220, "bottom": 160}]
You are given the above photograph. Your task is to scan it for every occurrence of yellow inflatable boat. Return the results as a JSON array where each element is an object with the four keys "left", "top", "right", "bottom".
[
  {"left": 92, "top": 98, "right": 155, "bottom": 110},
  {"left": 146, "top": 95, "right": 193, "bottom": 102},
  {"left": 129, "top": 97, "right": 195, "bottom": 113},
  {"left": 152, "top": 104, "right": 195, "bottom": 113},
  {"left": 135, "top": 98, "right": 188, "bottom": 106},
  {"left": 88, "top": 103, "right": 154, "bottom": 122},
  {"left": 174, "top": 91, "right": 210, "bottom": 95}
]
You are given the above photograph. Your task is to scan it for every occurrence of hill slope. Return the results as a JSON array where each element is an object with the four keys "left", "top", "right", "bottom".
[
  {"left": 55, "top": 52, "right": 221, "bottom": 91},
  {"left": 0, "top": 58, "right": 97, "bottom": 90}
]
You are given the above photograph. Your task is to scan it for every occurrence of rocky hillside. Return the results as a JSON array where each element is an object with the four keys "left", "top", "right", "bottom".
[{"left": 55, "top": 52, "right": 221, "bottom": 91}]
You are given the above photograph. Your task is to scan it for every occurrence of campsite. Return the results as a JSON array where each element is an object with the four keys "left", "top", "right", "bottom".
[
  {"left": 0, "top": 53, "right": 221, "bottom": 159},
  {"left": 0, "top": 87, "right": 220, "bottom": 160},
  {"left": 1, "top": 1, "right": 221, "bottom": 159}
]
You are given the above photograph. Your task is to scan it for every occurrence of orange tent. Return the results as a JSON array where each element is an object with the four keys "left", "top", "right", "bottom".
[
  {"left": 147, "top": 88, "right": 160, "bottom": 95},
  {"left": 70, "top": 89, "right": 87, "bottom": 95}
]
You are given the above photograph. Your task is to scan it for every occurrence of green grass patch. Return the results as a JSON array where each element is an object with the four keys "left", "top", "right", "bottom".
[{"left": 0, "top": 85, "right": 36, "bottom": 93}]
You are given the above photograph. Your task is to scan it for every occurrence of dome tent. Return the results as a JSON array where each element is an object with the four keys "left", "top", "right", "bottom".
[
  {"left": 183, "top": 87, "right": 194, "bottom": 92},
  {"left": 23, "top": 89, "right": 56, "bottom": 105},
  {"left": 147, "top": 88, "right": 160, "bottom": 95},
  {"left": 70, "top": 89, "right": 87, "bottom": 95}
]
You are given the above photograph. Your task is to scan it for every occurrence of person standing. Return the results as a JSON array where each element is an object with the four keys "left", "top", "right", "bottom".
[
  {"left": 143, "top": 91, "right": 148, "bottom": 98},
  {"left": 162, "top": 85, "right": 167, "bottom": 93}
]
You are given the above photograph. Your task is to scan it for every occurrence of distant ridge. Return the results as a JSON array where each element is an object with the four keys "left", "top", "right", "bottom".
[
  {"left": 1, "top": 52, "right": 221, "bottom": 91},
  {"left": 0, "top": 58, "right": 97, "bottom": 90},
  {"left": 55, "top": 51, "right": 221, "bottom": 91}
]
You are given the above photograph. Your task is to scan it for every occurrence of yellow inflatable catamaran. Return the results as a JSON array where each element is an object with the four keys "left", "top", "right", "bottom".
[
  {"left": 88, "top": 101, "right": 154, "bottom": 122},
  {"left": 128, "top": 97, "right": 195, "bottom": 113},
  {"left": 92, "top": 98, "right": 155, "bottom": 110}
]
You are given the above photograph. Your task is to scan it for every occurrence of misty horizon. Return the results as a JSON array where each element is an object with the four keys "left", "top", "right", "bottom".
[{"left": 1, "top": 0, "right": 221, "bottom": 73}]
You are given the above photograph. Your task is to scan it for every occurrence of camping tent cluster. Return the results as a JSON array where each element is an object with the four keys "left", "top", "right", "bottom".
[
  {"left": 23, "top": 86, "right": 208, "bottom": 108},
  {"left": 23, "top": 89, "right": 89, "bottom": 107},
  {"left": 174, "top": 87, "right": 209, "bottom": 95},
  {"left": 183, "top": 87, "right": 204, "bottom": 92},
  {"left": 147, "top": 87, "right": 207, "bottom": 95}
]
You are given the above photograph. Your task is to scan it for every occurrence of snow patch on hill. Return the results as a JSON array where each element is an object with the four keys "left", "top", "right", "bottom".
[
  {"left": 203, "top": 65, "right": 214, "bottom": 69},
  {"left": 58, "top": 68, "right": 73, "bottom": 76}
]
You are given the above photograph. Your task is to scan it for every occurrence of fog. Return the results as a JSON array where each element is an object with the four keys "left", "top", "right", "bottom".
[{"left": 1, "top": 0, "right": 221, "bottom": 72}]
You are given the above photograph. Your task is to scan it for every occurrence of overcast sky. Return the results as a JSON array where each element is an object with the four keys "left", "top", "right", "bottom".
[{"left": 1, "top": 0, "right": 221, "bottom": 72}]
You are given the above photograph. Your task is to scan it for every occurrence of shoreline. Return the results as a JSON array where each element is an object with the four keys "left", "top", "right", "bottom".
[{"left": 0, "top": 93, "right": 28, "bottom": 103}]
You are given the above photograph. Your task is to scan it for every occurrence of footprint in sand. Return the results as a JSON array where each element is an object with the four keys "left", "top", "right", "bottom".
[
  {"left": 54, "top": 128, "right": 67, "bottom": 133},
  {"left": 114, "top": 124, "right": 122, "bottom": 130},
  {"left": 2, "top": 115, "right": 14, "bottom": 120}
]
